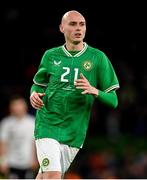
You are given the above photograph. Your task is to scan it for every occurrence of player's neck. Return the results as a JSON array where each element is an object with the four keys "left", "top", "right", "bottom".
[{"left": 65, "top": 42, "right": 84, "bottom": 51}]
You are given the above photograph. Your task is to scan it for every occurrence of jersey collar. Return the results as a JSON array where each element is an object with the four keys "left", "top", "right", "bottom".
[{"left": 62, "top": 42, "right": 88, "bottom": 57}]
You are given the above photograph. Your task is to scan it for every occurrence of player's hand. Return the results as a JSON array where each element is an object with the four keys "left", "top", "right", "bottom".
[
  {"left": 75, "top": 73, "right": 98, "bottom": 96},
  {"left": 30, "top": 91, "right": 45, "bottom": 109},
  {"left": 0, "top": 164, "right": 9, "bottom": 176}
]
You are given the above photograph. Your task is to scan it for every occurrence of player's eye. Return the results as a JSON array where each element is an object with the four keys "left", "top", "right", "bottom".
[
  {"left": 80, "top": 22, "right": 86, "bottom": 26},
  {"left": 69, "top": 22, "right": 77, "bottom": 26}
]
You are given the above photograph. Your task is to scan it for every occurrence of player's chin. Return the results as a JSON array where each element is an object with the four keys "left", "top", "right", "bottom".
[{"left": 72, "top": 39, "right": 83, "bottom": 45}]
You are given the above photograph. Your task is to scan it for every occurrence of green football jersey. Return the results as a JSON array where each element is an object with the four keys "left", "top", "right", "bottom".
[{"left": 31, "top": 43, "right": 119, "bottom": 148}]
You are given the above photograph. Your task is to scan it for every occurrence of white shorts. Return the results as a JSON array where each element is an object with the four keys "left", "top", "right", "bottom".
[{"left": 35, "top": 138, "right": 79, "bottom": 174}]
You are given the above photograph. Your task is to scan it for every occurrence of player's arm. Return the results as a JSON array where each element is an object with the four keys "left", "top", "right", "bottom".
[
  {"left": 30, "top": 51, "right": 49, "bottom": 109},
  {"left": 0, "top": 123, "right": 9, "bottom": 176},
  {"left": 75, "top": 73, "right": 118, "bottom": 108},
  {"left": 95, "top": 90, "right": 118, "bottom": 108},
  {"left": 0, "top": 141, "right": 8, "bottom": 174}
]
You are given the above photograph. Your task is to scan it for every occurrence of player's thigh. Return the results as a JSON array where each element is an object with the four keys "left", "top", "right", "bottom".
[
  {"left": 35, "top": 138, "right": 61, "bottom": 172},
  {"left": 35, "top": 172, "right": 43, "bottom": 179}
]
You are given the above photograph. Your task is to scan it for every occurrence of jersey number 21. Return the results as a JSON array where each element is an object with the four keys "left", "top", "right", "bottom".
[{"left": 61, "top": 67, "right": 79, "bottom": 83}]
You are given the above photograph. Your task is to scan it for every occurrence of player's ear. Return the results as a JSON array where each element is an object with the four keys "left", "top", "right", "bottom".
[{"left": 59, "top": 24, "right": 64, "bottom": 33}]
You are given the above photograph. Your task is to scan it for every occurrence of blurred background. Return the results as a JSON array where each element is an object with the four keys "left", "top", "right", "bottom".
[{"left": 0, "top": 0, "right": 142, "bottom": 179}]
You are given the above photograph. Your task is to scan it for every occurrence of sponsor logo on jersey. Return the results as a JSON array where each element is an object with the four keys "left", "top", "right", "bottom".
[
  {"left": 54, "top": 60, "right": 61, "bottom": 66},
  {"left": 83, "top": 60, "right": 93, "bottom": 71},
  {"left": 42, "top": 158, "right": 50, "bottom": 167}
]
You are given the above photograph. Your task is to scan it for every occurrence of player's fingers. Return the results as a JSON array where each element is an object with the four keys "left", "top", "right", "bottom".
[
  {"left": 81, "top": 90, "right": 89, "bottom": 94},
  {"left": 76, "top": 86, "right": 88, "bottom": 90},
  {"left": 31, "top": 100, "right": 43, "bottom": 109},
  {"left": 75, "top": 82, "right": 86, "bottom": 86},
  {"left": 38, "top": 93, "right": 45, "bottom": 98},
  {"left": 30, "top": 92, "right": 44, "bottom": 104},
  {"left": 33, "top": 95, "right": 44, "bottom": 105},
  {"left": 31, "top": 97, "right": 44, "bottom": 107},
  {"left": 75, "top": 79, "right": 85, "bottom": 83},
  {"left": 31, "top": 103, "right": 42, "bottom": 110},
  {"left": 80, "top": 73, "right": 87, "bottom": 80}
]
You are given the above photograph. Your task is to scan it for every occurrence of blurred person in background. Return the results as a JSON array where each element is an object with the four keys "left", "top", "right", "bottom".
[
  {"left": 0, "top": 95, "right": 39, "bottom": 179},
  {"left": 30, "top": 10, "right": 119, "bottom": 179}
]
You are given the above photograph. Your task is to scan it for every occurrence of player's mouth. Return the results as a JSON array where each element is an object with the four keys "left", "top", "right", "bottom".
[{"left": 74, "top": 33, "right": 82, "bottom": 38}]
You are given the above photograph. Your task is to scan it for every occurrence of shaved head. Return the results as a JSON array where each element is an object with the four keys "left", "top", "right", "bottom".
[{"left": 61, "top": 10, "right": 85, "bottom": 25}]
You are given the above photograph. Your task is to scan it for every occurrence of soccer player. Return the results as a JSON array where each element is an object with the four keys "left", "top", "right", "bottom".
[
  {"left": 0, "top": 95, "right": 38, "bottom": 179},
  {"left": 30, "top": 10, "right": 120, "bottom": 179}
]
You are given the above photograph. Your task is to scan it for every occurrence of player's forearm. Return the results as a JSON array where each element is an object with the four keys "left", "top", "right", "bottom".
[
  {"left": 96, "top": 90, "right": 118, "bottom": 108},
  {"left": 0, "top": 142, "right": 7, "bottom": 162}
]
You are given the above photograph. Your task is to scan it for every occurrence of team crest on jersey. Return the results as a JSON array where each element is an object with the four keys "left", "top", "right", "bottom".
[
  {"left": 54, "top": 60, "right": 61, "bottom": 66},
  {"left": 42, "top": 158, "right": 50, "bottom": 167},
  {"left": 83, "top": 60, "right": 93, "bottom": 71}
]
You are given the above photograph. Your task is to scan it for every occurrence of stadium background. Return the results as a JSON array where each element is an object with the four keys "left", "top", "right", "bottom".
[{"left": 1, "top": 0, "right": 142, "bottom": 178}]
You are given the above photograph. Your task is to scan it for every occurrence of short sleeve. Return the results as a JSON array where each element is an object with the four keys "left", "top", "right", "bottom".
[
  {"left": 33, "top": 51, "right": 49, "bottom": 87},
  {"left": 97, "top": 53, "right": 119, "bottom": 92}
]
